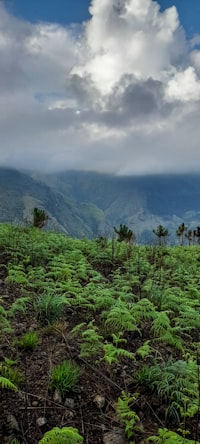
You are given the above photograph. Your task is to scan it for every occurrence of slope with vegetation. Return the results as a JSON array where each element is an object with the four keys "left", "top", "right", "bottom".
[
  {"left": 0, "top": 224, "right": 200, "bottom": 443},
  {"left": 2, "top": 167, "right": 200, "bottom": 240}
]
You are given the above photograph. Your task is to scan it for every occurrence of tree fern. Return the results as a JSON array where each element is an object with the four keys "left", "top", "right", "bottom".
[{"left": 38, "top": 426, "right": 83, "bottom": 444}]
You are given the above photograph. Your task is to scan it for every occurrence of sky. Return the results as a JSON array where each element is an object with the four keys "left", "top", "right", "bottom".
[{"left": 1, "top": 0, "right": 200, "bottom": 175}]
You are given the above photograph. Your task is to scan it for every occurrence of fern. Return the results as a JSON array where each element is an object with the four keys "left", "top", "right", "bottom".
[
  {"left": 104, "top": 300, "right": 140, "bottom": 334},
  {"left": 102, "top": 343, "right": 135, "bottom": 366},
  {"left": 147, "top": 428, "right": 200, "bottom": 443},
  {"left": 38, "top": 426, "right": 83, "bottom": 444},
  {"left": 72, "top": 321, "right": 103, "bottom": 358},
  {"left": 9, "top": 297, "right": 30, "bottom": 317},
  {"left": 136, "top": 341, "right": 152, "bottom": 359},
  {"left": 116, "top": 391, "right": 140, "bottom": 441},
  {"left": 0, "top": 376, "right": 18, "bottom": 391}
]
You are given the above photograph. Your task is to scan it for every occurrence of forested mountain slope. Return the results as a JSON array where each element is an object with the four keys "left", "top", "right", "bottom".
[{"left": 1, "top": 167, "right": 200, "bottom": 241}]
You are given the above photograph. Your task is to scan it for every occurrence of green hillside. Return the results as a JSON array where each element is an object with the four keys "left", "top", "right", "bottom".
[{"left": 0, "top": 224, "right": 199, "bottom": 443}]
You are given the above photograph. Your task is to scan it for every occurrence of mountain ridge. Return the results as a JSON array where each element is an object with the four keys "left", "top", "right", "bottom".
[{"left": 1, "top": 167, "right": 200, "bottom": 242}]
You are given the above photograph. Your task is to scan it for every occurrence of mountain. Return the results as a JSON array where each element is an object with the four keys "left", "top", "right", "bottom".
[{"left": 1, "top": 167, "right": 200, "bottom": 242}]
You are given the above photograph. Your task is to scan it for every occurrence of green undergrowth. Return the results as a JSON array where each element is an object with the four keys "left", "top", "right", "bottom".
[{"left": 0, "top": 224, "right": 200, "bottom": 443}]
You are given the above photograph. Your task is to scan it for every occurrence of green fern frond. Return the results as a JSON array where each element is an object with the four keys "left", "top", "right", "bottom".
[
  {"left": 104, "top": 301, "right": 140, "bottom": 334},
  {"left": 116, "top": 391, "right": 140, "bottom": 440},
  {"left": 38, "top": 426, "right": 83, "bottom": 444},
  {"left": 9, "top": 297, "right": 30, "bottom": 317},
  {"left": 0, "top": 376, "right": 18, "bottom": 391},
  {"left": 102, "top": 343, "right": 135, "bottom": 365},
  {"left": 136, "top": 341, "right": 152, "bottom": 359}
]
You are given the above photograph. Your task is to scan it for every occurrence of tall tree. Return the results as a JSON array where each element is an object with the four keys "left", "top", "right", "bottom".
[
  {"left": 153, "top": 225, "right": 169, "bottom": 246},
  {"left": 176, "top": 222, "right": 187, "bottom": 246},
  {"left": 193, "top": 226, "right": 200, "bottom": 245},
  {"left": 114, "top": 224, "right": 135, "bottom": 244},
  {"left": 185, "top": 229, "right": 193, "bottom": 246},
  {"left": 33, "top": 207, "right": 49, "bottom": 229}
]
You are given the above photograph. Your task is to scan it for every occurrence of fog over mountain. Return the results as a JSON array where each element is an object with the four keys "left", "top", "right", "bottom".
[
  {"left": 1, "top": 167, "right": 200, "bottom": 243},
  {"left": 1, "top": 0, "right": 200, "bottom": 174}
]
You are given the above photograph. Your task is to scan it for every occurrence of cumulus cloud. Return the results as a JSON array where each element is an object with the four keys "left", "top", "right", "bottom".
[{"left": 0, "top": 0, "right": 200, "bottom": 174}]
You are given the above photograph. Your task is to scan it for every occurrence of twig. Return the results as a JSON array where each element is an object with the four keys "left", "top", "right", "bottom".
[
  {"left": 79, "top": 404, "right": 85, "bottom": 436},
  {"left": 78, "top": 356, "right": 123, "bottom": 391},
  {"left": 145, "top": 400, "right": 164, "bottom": 427}
]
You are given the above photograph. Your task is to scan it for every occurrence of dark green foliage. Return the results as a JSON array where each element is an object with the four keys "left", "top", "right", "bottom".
[
  {"left": 153, "top": 225, "right": 169, "bottom": 245},
  {"left": 33, "top": 207, "right": 49, "bottom": 229},
  {"left": 114, "top": 224, "right": 135, "bottom": 244},
  {"left": 176, "top": 223, "right": 187, "bottom": 246}
]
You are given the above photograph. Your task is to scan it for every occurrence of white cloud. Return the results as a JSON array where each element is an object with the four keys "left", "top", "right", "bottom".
[
  {"left": 165, "top": 67, "right": 200, "bottom": 102},
  {"left": 0, "top": 0, "right": 200, "bottom": 174}
]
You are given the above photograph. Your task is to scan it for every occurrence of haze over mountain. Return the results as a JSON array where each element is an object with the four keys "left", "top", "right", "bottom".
[{"left": 1, "top": 167, "right": 200, "bottom": 243}]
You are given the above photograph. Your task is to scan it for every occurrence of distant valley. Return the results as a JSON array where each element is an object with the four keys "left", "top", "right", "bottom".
[{"left": 1, "top": 167, "right": 200, "bottom": 243}]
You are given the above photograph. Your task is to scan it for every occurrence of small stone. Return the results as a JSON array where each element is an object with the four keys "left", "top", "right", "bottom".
[
  {"left": 94, "top": 394, "right": 106, "bottom": 409},
  {"left": 103, "top": 429, "right": 129, "bottom": 444},
  {"left": 29, "top": 324, "right": 38, "bottom": 331},
  {"left": 36, "top": 417, "right": 47, "bottom": 427},
  {"left": 7, "top": 414, "right": 19, "bottom": 432},
  {"left": 64, "top": 410, "right": 74, "bottom": 419},
  {"left": 53, "top": 389, "right": 62, "bottom": 404},
  {"left": 64, "top": 398, "right": 75, "bottom": 409},
  {"left": 32, "top": 400, "right": 39, "bottom": 407}
]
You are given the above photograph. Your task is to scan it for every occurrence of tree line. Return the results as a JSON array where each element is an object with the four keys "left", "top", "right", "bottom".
[{"left": 114, "top": 222, "right": 200, "bottom": 246}]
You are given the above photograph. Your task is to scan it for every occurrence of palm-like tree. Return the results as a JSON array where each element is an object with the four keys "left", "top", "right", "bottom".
[
  {"left": 33, "top": 207, "right": 49, "bottom": 229},
  {"left": 193, "top": 226, "right": 200, "bottom": 245},
  {"left": 176, "top": 222, "right": 187, "bottom": 246},
  {"left": 153, "top": 224, "right": 169, "bottom": 246},
  {"left": 185, "top": 229, "right": 193, "bottom": 246},
  {"left": 114, "top": 224, "right": 135, "bottom": 244}
]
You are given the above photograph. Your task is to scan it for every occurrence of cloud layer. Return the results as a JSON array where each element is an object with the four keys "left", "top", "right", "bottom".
[{"left": 1, "top": 0, "right": 200, "bottom": 174}]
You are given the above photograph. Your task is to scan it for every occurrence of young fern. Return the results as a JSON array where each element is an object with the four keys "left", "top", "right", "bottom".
[
  {"left": 72, "top": 321, "right": 104, "bottom": 358},
  {"left": 103, "top": 300, "right": 140, "bottom": 334},
  {"left": 116, "top": 391, "right": 140, "bottom": 442},
  {"left": 38, "top": 426, "right": 83, "bottom": 444},
  {"left": 147, "top": 428, "right": 200, "bottom": 443},
  {"left": 102, "top": 342, "right": 135, "bottom": 366}
]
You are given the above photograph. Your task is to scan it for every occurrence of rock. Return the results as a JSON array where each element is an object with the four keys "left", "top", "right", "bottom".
[
  {"left": 94, "top": 394, "right": 106, "bottom": 409},
  {"left": 29, "top": 324, "right": 38, "bottom": 331},
  {"left": 103, "top": 429, "right": 129, "bottom": 444},
  {"left": 53, "top": 389, "right": 62, "bottom": 404},
  {"left": 36, "top": 417, "right": 47, "bottom": 427},
  {"left": 64, "top": 410, "right": 74, "bottom": 419},
  {"left": 7, "top": 414, "right": 19, "bottom": 432},
  {"left": 32, "top": 400, "right": 39, "bottom": 407},
  {"left": 64, "top": 398, "right": 75, "bottom": 409}
]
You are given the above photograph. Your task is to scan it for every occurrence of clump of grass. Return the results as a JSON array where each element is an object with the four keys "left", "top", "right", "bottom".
[
  {"left": 50, "top": 360, "right": 80, "bottom": 397},
  {"left": 33, "top": 293, "right": 67, "bottom": 325},
  {"left": 18, "top": 331, "right": 40, "bottom": 350},
  {"left": 0, "top": 358, "right": 24, "bottom": 387}
]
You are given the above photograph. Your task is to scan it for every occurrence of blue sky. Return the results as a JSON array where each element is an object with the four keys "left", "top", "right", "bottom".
[{"left": 7, "top": 0, "right": 200, "bottom": 38}]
